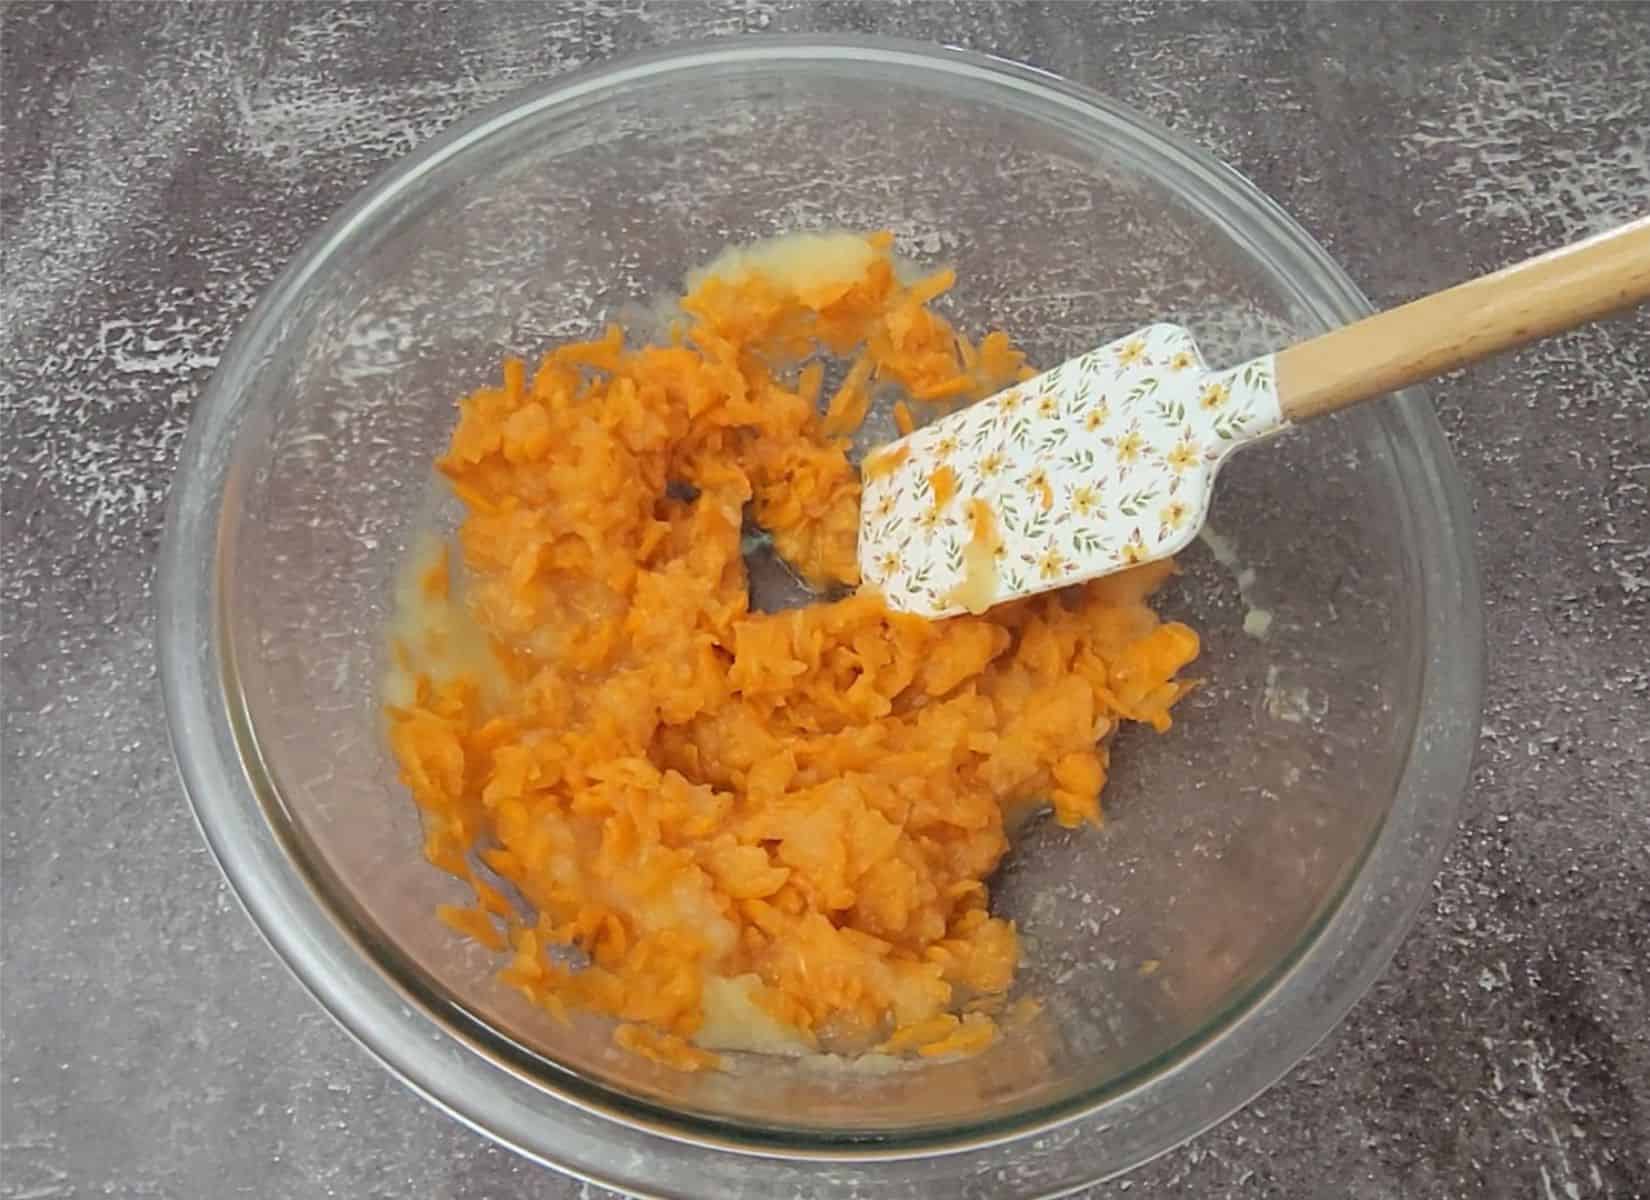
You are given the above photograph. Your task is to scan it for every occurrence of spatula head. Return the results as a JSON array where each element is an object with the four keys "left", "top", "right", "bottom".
[{"left": 858, "top": 323, "right": 1285, "bottom": 618}]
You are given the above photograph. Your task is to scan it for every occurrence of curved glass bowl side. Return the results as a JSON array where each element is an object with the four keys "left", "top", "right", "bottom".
[{"left": 159, "top": 37, "right": 1482, "bottom": 1198}]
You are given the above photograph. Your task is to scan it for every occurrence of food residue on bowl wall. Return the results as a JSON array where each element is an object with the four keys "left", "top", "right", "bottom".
[
  {"left": 384, "top": 231, "right": 1201, "bottom": 1071},
  {"left": 1199, "top": 524, "right": 1274, "bottom": 640}
]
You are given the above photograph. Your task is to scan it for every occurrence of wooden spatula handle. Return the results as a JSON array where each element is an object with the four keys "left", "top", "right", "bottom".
[{"left": 1275, "top": 215, "right": 1650, "bottom": 422}]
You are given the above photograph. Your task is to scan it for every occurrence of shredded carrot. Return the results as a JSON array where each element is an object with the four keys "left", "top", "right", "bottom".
[
  {"left": 892, "top": 400, "right": 915, "bottom": 436},
  {"left": 615, "top": 1024, "right": 721, "bottom": 1072},
  {"left": 437, "top": 904, "right": 505, "bottom": 952},
  {"left": 907, "top": 266, "right": 956, "bottom": 305},
  {"left": 387, "top": 232, "right": 1198, "bottom": 1069},
  {"left": 917, "top": 1012, "right": 996, "bottom": 1058},
  {"left": 913, "top": 375, "right": 975, "bottom": 403},
  {"left": 821, "top": 354, "right": 875, "bottom": 436}
]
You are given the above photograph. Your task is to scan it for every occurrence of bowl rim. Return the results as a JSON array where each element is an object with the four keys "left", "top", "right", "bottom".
[{"left": 158, "top": 33, "right": 1483, "bottom": 1197}]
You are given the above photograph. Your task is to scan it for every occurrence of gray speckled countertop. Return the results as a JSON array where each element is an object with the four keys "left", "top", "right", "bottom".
[{"left": 3, "top": 3, "right": 1647, "bottom": 1197}]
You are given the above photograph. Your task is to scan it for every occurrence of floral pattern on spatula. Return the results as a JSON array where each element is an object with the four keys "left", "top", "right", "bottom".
[{"left": 859, "top": 323, "right": 1286, "bottom": 617}]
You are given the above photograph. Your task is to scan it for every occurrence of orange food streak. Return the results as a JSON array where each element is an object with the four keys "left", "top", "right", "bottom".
[
  {"left": 944, "top": 500, "right": 1002, "bottom": 616},
  {"left": 929, "top": 465, "right": 958, "bottom": 512},
  {"left": 862, "top": 443, "right": 910, "bottom": 481}
]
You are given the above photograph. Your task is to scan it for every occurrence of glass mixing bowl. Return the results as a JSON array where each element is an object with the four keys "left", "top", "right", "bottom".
[{"left": 159, "top": 38, "right": 1482, "bottom": 1197}]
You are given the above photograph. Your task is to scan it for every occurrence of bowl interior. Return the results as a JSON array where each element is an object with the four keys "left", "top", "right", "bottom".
[{"left": 219, "top": 56, "right": 1422, "bottom": 1142}]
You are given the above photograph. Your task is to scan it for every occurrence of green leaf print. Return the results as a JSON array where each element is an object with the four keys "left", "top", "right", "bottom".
[
  {"left": 1038, "top": 427, "right": 1070, "bottom": 454},
  {"left": 1129, "top": 376, "right": 1160, "bottom": 403},
  {"left": 1071, "top": 528, "right": 1103, "bottom": 554},
  {"left": 1117, "top": 488, "right": 1158, "bottom": 517}
]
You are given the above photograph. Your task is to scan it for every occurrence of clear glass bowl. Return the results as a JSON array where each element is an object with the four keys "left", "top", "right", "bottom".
[{"left": 159, "top": 38, "right": 1482, "bottom": 1197}]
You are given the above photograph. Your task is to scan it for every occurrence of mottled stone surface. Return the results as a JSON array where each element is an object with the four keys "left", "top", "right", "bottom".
[{"left": 3, "top": 3, "right": 1647, "bottom": 1197}]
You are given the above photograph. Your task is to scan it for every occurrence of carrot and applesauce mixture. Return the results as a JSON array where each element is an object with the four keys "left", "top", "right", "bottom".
[{"left": 385, "top": 232, "right": 1199, "bottom": 1071}]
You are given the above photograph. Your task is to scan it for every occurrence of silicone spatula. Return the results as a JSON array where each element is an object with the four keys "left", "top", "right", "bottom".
[{"left": 859, "top": 216, "right": 1650, "bottom": 618}]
